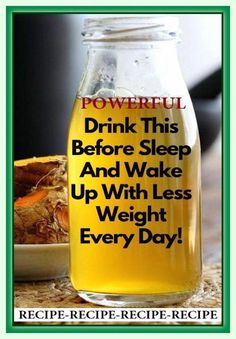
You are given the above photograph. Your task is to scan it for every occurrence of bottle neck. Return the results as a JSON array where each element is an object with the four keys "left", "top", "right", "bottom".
[{"left": 78, "top": 42, "right": 188, "bottom": 98}]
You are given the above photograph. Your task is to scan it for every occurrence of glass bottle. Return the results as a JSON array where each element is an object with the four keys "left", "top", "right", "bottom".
[{"left": 67, "top": 15, "right": 202, "bottom": 306}]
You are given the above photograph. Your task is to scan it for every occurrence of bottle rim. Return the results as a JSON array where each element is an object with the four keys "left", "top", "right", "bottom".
[{"left": 82, "top": 15, "right": 180, "bottom": 43}]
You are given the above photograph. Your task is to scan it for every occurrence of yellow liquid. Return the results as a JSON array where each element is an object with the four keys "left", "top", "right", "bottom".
[{"left": 68, "top": 97, "right": 201, "bottom": 295}]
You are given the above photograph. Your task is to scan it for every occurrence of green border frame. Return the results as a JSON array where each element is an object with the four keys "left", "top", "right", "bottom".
[{"left": 6, "top": 5, "right": 230, "bottom": 334}]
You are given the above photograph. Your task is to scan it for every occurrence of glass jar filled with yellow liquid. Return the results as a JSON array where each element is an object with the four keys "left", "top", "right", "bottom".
[{"left": 68, "top": 15, "right": 202, "bottom": 306}]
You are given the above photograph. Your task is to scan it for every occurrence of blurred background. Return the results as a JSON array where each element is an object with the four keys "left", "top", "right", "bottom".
[{"left": 13, "top": 14, "right": 222, "bottom": 263}]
